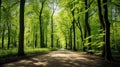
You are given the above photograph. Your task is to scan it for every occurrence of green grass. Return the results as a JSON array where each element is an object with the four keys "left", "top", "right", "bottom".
[
  {"left": 25, "top": 48, "right": 51, "bottom": 54},
  {"left": 0, "top": 48, "right": 18, "bottom": 58},
  {"left": 0, "top": 48, "right": 58, "bottom": 58}
]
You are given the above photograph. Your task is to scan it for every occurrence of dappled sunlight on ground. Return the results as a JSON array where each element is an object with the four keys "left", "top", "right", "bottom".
[
  {"left": 1, "top": 49, "right": 120, "bottom": 67},
  {"left": 33, "top": 62, "right": 48, "bottom": 66}
]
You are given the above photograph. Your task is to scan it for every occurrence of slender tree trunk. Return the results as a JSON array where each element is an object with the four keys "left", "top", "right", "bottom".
[
  {"left": 39, "top": 1, "right": 46, "bottom": 48},
  {"left": 84, "top": 24, "right": 87, "bottom": 51},
  {"left": 97, "top": 0, "right": 105, "bottom": 57},
  {"left": 43, "top": 31, "right": 45, "bottom": 47},
  {"left": 65, "top": 36, "right": 67, "bottom": 49},
  {"left": 85, "top": 0, "right": 91, "bottom": 50},
  {"left": 71, "top": 10, "right": 77, "bottom": 51},
  {"left": 18, "top": 0, "right": 25, "bottom": 56},
  {"left": 5, "top": 8, "right": 11, "bottom": 49},
  {"left": 45, "top": 32, "right": 47, "bottom": 47},
  {"left": 0, "top": 0, "right": 3, "bottom": 48},
  {"left": 77, "top": 14, "right": 84, "bottom": 51},
  {"left": 39, "top": 5, "right": 43, "bottom": 48},
  {"left": 0, "top": 0, "right": 1, "bottom": 28},
  {"left": 2, "top": 24, "right": 5, "bottom": 48},
  {"left": 69, "top": 26, "right": 72, "bottom": 50},
  {"left": 103, "top": 0, "right": 113, "bottom": 61},
  {"left": 73, "top": 19, "right": 77, "bottom": 51},
  {"left": 51, "top": 12, "right": 54, "bottom": 48},
  {"left": 7, "top": 22, "right": 11, "bottom": 49}
]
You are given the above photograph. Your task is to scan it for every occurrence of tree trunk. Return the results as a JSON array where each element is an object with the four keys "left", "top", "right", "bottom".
[
  {"left": 45, "top": 32, "right": 47, "bottom": 47},
  {"left": 65, "top": 36, "right": 67, "bottom": 49},
  {"left": 18, "top": 0, "right": 25, "bottom": 56},
  {"left": 85, "top": 0, "right": 91, "bottom": 50},
  {"left": 69, "top": 26, "right": 72, "bottom": 50},
  {"left": 97, "top": 0, "right": 105, "bottom": 57},
  {"left": 0, "top": 0, "right": 3, "bottom": 48},
  {"left": 71, "top": 10, "right": 77, "bottom": 51},
  {"left": 77, "top": 13, "right": 84, "bottom": 51},
  {"left": 103, "top": 0, "right": 113, "bottom": 61},
  {"left": 39, "top": 1, "right": 46, "bottom": 48},
  {"left": 7, "top": 22, "right": 11, "bottom": 49},
  {"left": 51, "top": 12, "right": 54, "bottom": 48},
  {"left": 0, "top": 0, "right": 1, "bottom": 28},
  {"left": 39, "top": 5, "right": 43, "bottom": 48},
  {"left": 2, "top": 24, "right": 5, "bottom": 48}
]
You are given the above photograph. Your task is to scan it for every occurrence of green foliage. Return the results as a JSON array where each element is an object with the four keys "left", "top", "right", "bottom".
[
  {"left": 0, "top": 0, "right": 120, "bottom": 58},
  {"left": 0, "top": 48, "right": 18, "bottom": 57},
  {"left": 0, "top": 48, "right": 51, "bottom": 58},
  {"left": 25, "top": 48, "right": 51, "bottom": 54}
]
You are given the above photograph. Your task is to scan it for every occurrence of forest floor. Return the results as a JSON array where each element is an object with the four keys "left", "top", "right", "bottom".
[{"left": 0, "top": 49, "right": 120, "bottom": 67}]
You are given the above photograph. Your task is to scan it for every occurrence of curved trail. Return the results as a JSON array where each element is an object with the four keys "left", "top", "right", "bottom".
[{"left": 1, "top": 49, "right": 120, "bottom": 67}]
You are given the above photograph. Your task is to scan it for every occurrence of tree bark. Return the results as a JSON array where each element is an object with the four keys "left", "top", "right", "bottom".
[
  {"left": 7, "top": 21, "right": 11, "bottom": 49},
  {"left": 0, "top": 0, "right": 1, "bottom": 28},
  {"left": 69, "top": 26, "right": 72, "bottom": 50},
  {"left": 0, "top": 0, "right": 3, "bottom": 48},
  {"left": 103, "top": 0, "right": 113, "bottom": 61},
  {"left": 39, "top": 1, "right": 46, "bottom": 48},
  {"left": 18, "top": 0, "right": 25, "bottom": 56},
  {"left": 45, "top": 32, "right": 47, "bottom": 47},
  {"left": 71, "top": 10, "right": 77, "bottom": 51},
  {"left": 39, "top": 4, "right": 43, "bottom": 48},
  {"left": 65, "top": 36, "right": 68, "bottom": 49},
  {"left": 97, "top": 0, "right": 105, "bottom": 57},
  {"left": 51, "top": 11, "right": 54, "bottom": 48},
  {"left": 2, "top": 24, "right": 5, "bottom": 48},
  {"left": 76, "top": 10, "right": 84, "bottom": 51},
  {"left": 85, "top": 0, "right": 91, "bottom": 50}
]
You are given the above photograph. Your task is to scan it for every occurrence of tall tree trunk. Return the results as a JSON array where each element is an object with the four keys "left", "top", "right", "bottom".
[
  {"left": 77, "top": 13, "right": 84, "bottom": 51},
  {"left": 39, "top": 1, "right": 46, "bottom": 48},
  {"left": 0, "top": 0, "right": 3, "bottom": 48},
  {"left": 103, "top": 0, "right": 113, "bottom": 61},
  {"left": 97, "top": 0, "right": 105, "bottom": 57},
  {"left": 85, "top": 0, "right": 91, "bottom": 50},
  {"left": 2, "top": 24, "right": 5, "bottom": 48},
  {"left": 7, "top": 22, "right": 11, "bottom": 49},
  {"left": 71, "top": 10, "right": 77, "bottom": 51},
  {"left": 0, "top": 0, "right": 1, "bottom": 28},
  {"left": 76, "top": 9, "right": 85, "bottom": 51},
  {"left": 39, "top": 5, "right": 43, "bottom": 48},
  {"left": 45, "top": 32, "right": 47, "bottom": 47},
  {"left": 51, "top": 12, "right": 54, "bottom": 48},
  {"left": 18, "top": 0, "right": 25, "bottom": 56},
  {"left": 69, "top": 26, "right": 72, "bottom": 50},
  {"left": 65, "top": 36, "right": 67, "bottom": 49}
]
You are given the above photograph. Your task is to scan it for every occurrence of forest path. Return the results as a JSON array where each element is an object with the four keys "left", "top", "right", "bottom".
[{"left": 1, "top": 49, "right": 120, "bottom": 67}]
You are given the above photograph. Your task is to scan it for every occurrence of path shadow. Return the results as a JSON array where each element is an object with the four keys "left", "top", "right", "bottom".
[{"left": 1, "top": 50, "right": 120, "bottom": 67}]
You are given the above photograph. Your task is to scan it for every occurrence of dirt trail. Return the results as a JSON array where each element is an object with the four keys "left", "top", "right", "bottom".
[{"left": 1, "top": 49, "right": 120, "bottom": 67}]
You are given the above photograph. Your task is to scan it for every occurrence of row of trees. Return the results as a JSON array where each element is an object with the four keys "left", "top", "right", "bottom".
[
  {"left": 0, "top": 0, "right": 59, "bottom": 55},
  {"left": 0, "top": 0, "right": 120, "bottom": 61},
  {"left": 57, "top": 0, "right": 120, "bottom": 61}
]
